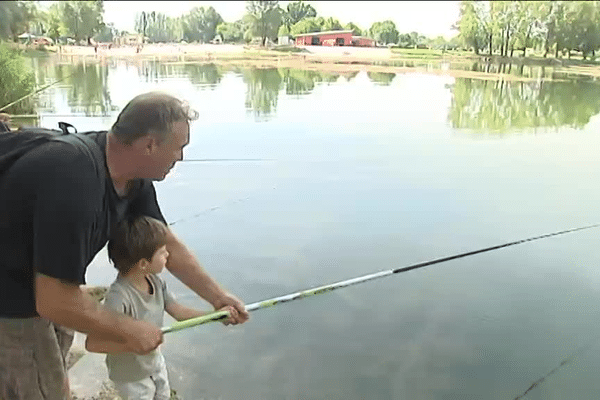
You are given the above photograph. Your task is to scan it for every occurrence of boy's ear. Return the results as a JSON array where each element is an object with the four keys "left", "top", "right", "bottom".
[{"left": 135, "top": 258, "right": 150, "bottom": 271}]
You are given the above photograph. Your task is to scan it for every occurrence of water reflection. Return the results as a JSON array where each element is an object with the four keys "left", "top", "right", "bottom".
[
  {"left": 29, "top": 56, "right": 114, "bottom": 116},
  {"left": 22, "top": 57, "right": 600, "bottom": 131},
  {"left": 241, "top": 68, "right": 282, "bottom": 118},
  {"left": 184, "top": 64, "right": 223, "bottom": 87},
  {"left": 448, "top": 78, "right": 600, "bottom": 131},
  {"left": 367, "top": 71, "right": 396, "bottom": 86}
]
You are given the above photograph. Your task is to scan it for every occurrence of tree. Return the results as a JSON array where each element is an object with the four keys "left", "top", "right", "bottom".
[
  {"left": 457, "top": 0, "right": 484, "bottom": 54},
  {"left": 283, "top": 0, "right": 316, "bottom": 28},
  {"left": 181, "top": 6, "right": 223, "bottom": 43},
  {"left": 244, "top": 1, "right": 283, "bottom": 46},
  {"left": 290, "top": 17, "right": 322, "bottom": 35},
  {"left": 278, "top": 24, "right": 290, "bottom": 37},
  {"left": 369, "top": 20, "right": 399, "bottom": 45},
  {"left": 217, "top": 21, "right": 244, "bottom": 43},
  {"left": 0, "top": 1, "right": 37, "bottom": 41},
  {"left": 136, "top": 11, "right": 181, "bottom": 43},
  {"left": 44, "top": 4, "right": 65, "bottom": 42},
  {"left": 345, "top": 22, "right": 363, "bottom": 36},
  {"left": 60, "top": 1, "right": 104, "bottom": 42},
  {"left": 322, "top": 17, "right": 343, "bottom": 31}
]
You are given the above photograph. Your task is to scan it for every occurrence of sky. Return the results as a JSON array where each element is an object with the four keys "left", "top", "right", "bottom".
[{"left": 96, "top": 1, "right": 460, "bottom": 39}]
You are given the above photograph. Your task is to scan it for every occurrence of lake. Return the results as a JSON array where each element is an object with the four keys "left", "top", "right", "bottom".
[{"left": 24, "top": 55, "right": 600, "bottom": 399}]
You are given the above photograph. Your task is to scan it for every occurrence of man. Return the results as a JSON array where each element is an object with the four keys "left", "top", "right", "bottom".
[{"left": 0, "top": 92, "right": 249, "bottom": 400}]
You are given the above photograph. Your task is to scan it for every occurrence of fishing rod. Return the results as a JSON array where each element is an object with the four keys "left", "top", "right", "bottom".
[
  {"left": 0, "top": 73, "right": 76, "bottom": 112},
  {"left": 161, "top": 223, "right": 600, "bottom": 334}
]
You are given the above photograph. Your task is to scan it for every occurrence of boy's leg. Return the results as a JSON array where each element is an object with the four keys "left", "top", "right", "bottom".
[
  {"left": 150, "top": 355, "right": 171, "bottom": 400},
  {"left": 113, "top": 378, "right": 155, "bottom": 400},
  {"left": 0, "top": 318, "right": 71, "bottom": 400}
]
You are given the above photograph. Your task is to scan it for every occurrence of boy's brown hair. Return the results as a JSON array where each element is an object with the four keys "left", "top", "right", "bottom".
[{"left": 108, "top": 216, "right": 169, "bottom": 274}]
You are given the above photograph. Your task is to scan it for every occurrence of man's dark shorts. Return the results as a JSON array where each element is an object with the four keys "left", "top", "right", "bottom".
[{"left": 0, "top": 318, "right": 74, "bottom": 400}]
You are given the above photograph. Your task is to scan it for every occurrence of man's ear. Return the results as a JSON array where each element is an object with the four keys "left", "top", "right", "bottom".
[{"left": 133, "top": 135, "right": 157, "bottom": 155}]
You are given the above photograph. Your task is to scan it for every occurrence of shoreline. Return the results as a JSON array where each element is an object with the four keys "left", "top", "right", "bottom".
[{"left": 27, "top": 43, "right": 600, "bottom": 80}]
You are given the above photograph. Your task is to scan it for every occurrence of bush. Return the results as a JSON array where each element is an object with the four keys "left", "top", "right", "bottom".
[{"left": 0, "top": 43, "right": 35, "bottom": 114}]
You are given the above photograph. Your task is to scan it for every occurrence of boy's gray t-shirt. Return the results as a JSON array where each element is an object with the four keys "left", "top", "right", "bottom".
[{"left": 103, "top": 273, "right": 176, "bottom": 383}]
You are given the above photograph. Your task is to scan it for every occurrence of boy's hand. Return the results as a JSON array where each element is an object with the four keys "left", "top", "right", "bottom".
[
  {"left": 124, "top": 319, "right": 163, "bottom": 354},
  {"left": 219, "top": 305, "right": 240, "bottom": 326},
  {"left": 214, "top": 293, "right": 249, "bottom": 325}
]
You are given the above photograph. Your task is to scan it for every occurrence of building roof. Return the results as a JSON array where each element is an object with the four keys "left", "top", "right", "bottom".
[
  {"left": 294, "top": 30, "right": 354, "bottom": 37},
  {"left": 352, "top": 36, "right": 375, "bottom": 40}
]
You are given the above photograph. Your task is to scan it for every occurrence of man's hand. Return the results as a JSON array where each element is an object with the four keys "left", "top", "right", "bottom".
[
  {"left": 123, "top": 319, "right": 164, "bottom": 355},
  {"left": 213, "top": 293, "right": 249, "bottom": 325}
]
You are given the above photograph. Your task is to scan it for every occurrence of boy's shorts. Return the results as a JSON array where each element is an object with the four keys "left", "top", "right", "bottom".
[
  {"left": 0, "top": 317, "right": 74, "bottom": 400},
  {"left": 113, "top": 360, "right": 171, "bottom": 400}
]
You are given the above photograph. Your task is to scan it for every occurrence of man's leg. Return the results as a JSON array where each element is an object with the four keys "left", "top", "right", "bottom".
[{"left": 0, "top": 318, "right": 72, "bottom": 400}]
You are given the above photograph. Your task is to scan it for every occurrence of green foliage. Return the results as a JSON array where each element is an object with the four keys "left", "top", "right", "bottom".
[
  {"left": 59, "top": 1, "right": 104, "bottom": 42},
  {"left": 290, "top": 17, "right": 322, "bottom": 35},
  {"left": 94, "top": 23, "right": 117, "bottom": 43},
  {"left": 449, "top": 76, "right": 600, "bottom": 131},
  {"left": 278, "top": 24, "right": 290, "bottom": 36},
  {"left": 457, "top": 1, "right": 600, "bottom": 58},
  {"left": 345, "top": 22, "right": 363, "bottom": 36},
  {"left": 181, "top": 7, "right": 223, "bottom": 43},
  {"left": 135, "top": 11, "right": 182, "bottom": 43},
  {"left": 0, "top": 1, "right": 37, "bottom": 41},
  {"left": 369, "top": 20, "right": 399, "bottom": 45},
  {"left": 322, "top": 17, "right": 343, "bottom": 31},
  {"left": 0, "top": 43, "right": 35, "bottom": 114},
  {"left": 457, "top": 1, "right": 483, "bottom": 53},
  {"left": 367, "top": 71, "right": 396, "bottom": 85},
  {"left": 244, "top": 1, "right": 283, "bottom": 46},
  {"left": 217, "top": 21, "right": 244, "bottom": 43},
  {"left": 283, "top": 1, "right": 317, "bottom": 28},
  {"left": 45, "top": 4, "right": 65, "bottom": 42}
]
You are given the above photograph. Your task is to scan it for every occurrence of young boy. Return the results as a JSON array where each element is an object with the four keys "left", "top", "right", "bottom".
[{"left": 85, "top": 216, "right": 237, "bottom": 400}]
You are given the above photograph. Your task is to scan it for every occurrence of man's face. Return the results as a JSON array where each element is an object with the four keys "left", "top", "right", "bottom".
[{"left": 148, "top": 120, "right": 190, "bottom": 180}]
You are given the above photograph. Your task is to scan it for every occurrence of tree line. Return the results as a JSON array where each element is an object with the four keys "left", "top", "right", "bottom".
[
  {"left": 457, "top": 1, "right": 600, "bottom": 59},
  {"left": 0, "top": 0, "right": 438, "bottom": 48}
]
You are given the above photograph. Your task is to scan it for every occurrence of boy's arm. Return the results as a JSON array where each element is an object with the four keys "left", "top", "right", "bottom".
[{"left": 165, "top": 300, "right": 205, "bottom": 322}]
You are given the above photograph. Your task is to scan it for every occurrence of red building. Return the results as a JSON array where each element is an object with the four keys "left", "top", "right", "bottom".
[{"left": 294, "top": 30, "right": 375, "bottom": 47}]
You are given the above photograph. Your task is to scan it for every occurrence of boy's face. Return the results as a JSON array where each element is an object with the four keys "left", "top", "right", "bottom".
[{"left": 147, "top": 245, "right": 169, "bottom": 273}]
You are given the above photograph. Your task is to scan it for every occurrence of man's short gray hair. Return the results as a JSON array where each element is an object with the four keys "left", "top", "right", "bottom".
[{"left": 110, "top": 92, "right": 199, "bottom": 145}]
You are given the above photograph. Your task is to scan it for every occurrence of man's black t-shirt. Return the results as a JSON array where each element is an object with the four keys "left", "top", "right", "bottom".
[{"left": 0, "top": 131, "right": 166, "bottom": 318}]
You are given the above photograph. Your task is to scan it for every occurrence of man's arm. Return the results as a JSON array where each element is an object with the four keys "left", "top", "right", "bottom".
[
  {"left": 85, "top": 336, "right": 129, "bottom": 354},
  {"left": 164, "top": 229, "right": 249, "bottom": 324},
  {"left": 35, "top": 274, "right": 163, "bottom": 354}
]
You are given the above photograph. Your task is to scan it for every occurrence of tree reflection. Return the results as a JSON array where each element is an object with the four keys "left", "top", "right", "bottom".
[
  {"left": 448, "top": 77, "right": 600, "bottom": 131},
  {"left": 367, "top": 71, "right": 396, "bottom": 85},
  {"left": 184, "top": 63, "right": 223, "bottom": 87},
  {"left": 242, "top": 68, "right": 282, "bottom": 117},
  {"left": 279, "top": 69, "right": 340, "bottom": 95},
  {"left": 67, "top": 62, "right": 113, "bottom": 115}
]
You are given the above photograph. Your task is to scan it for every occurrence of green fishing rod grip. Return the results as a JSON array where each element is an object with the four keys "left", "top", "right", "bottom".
[{"left": 162, "top": 310, "right": 230, "bottom": 334}]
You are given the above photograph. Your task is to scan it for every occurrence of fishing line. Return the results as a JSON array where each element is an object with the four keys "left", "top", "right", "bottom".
[
  {"left": 513, "top": 336, "right": 600, "bottom": 399},
  {"left": 161, "top": 223, "right": 600, "bottom": 333},
  {"left": 168, "top": 196, "right": 252, "bottom": 226}
]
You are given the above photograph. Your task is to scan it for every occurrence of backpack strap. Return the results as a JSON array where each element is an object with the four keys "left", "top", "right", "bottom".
[{"left": 52, "top": 129, "right": 106, "bottom": 211}]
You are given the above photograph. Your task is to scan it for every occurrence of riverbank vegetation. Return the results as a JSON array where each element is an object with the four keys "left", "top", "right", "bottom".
[
  {"left": 456, "top": 1, "right": 600, "bottom": 60},
  {"left": 0, "top": 43, "right": 35, "bottom": 114}
]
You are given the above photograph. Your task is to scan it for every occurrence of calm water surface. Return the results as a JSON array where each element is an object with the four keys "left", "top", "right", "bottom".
[{"left": 25, "top": 56, "right": 600, "bottom": 399}]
